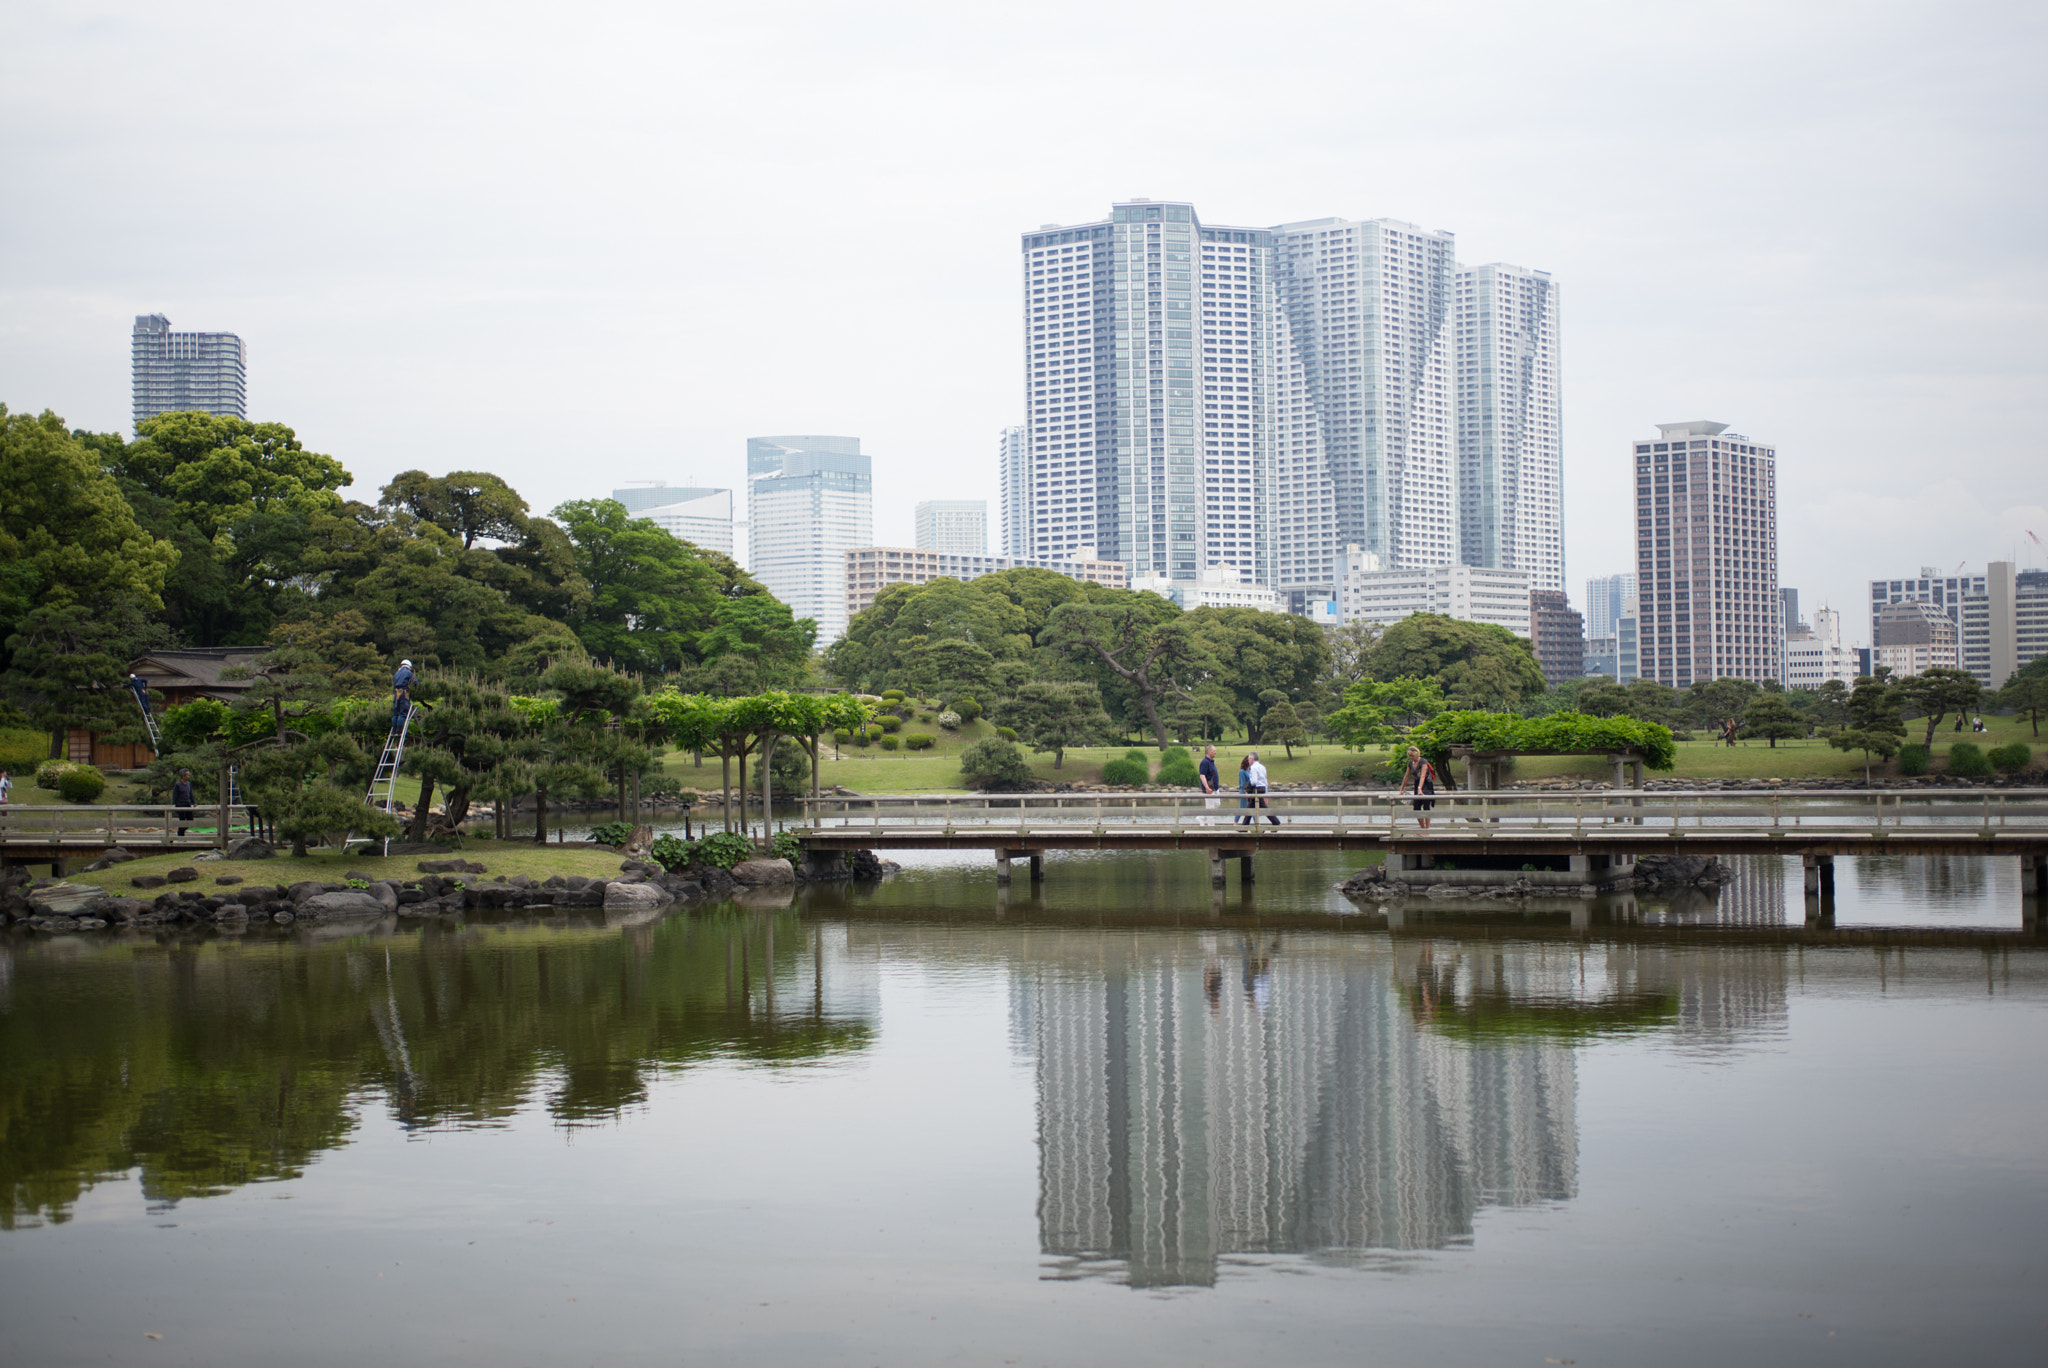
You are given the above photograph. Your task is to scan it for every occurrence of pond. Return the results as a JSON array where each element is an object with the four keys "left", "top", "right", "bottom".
[{"left": 2, "top": 850, "right": 2045, "bottom": 1366}]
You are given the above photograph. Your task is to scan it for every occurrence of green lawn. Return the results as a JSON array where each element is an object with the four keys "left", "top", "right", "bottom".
[
  {"left": 658, "top": 709, "right": 2041, "bottom": 794},
  {"left": 67, "top": 844, "right": 630, "bottom": 895}
]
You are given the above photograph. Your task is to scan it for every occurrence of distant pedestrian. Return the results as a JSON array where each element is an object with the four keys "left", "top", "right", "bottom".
[
  {"left": 392, "top": 659, "right": 417, "bottom": 730},
  {"left": 1398, "top": 745, "right": 1439, "bottom": 831},
  {"left": 0, "top": 769, "right": 11, "bottom": 805},
  {"left": 1235, "top": 755, "right": 1254, "bottom": 825},
  {"left": 1199, "top": 744, "right": 1222, "bottom": 814},
  {"left": 171, "top": 768, "right": 196, "bottom": 836},
  {"left": 1246, "top": 751, "right": 1279, "bottom": 825}
]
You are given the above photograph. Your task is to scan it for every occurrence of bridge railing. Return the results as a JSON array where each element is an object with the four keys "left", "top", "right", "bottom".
[
  {"left": 0, "top": 802, "right": 261, "bottom": 848},
  {"left": 794, "top": 788, "right": 2048, "bottom": 838}
]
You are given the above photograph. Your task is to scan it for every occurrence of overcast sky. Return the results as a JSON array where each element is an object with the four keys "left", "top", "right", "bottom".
[{"left": 4, "top": 0, "right": 2044, "bottom": 639}]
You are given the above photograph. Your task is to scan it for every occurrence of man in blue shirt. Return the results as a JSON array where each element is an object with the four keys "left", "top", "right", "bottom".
[
  {"left": 391, "top": 659, "right": 416, "bottom": 730},
  {"left": 1198, "top": 745, "right": 1222, "bottom": 815}
]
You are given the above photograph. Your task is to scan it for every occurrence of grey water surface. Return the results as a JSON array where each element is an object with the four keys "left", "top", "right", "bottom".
[{"left": 1, "top": 849, "right": 2044, "bottom": 1367}]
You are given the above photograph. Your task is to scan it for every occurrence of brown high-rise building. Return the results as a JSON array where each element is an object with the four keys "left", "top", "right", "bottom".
[
  {"left": 1632, "top": 421, "right": 1779, "bottom": 688},
  {"left": 1528, "top": 589, "right": 1585, "bottom": 689}
]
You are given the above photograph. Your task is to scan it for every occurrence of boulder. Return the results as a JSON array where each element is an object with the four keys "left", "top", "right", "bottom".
[
  {"left": 553, "top": 884, "right": 606, "bottom": 908},
  {"left": 223, "top": 835, "right": 276, "bottom": 860},
  {"left": 29, "top": 882, "right": 112, "bottom": 919},
  {"left": 603, "top": 880, "right": 674, "bottom": 912},
  {"left": 84, "top": 847, "right": 139, "bottom": 871},
  {"left": 165, "top": 867, "right": 200, "bottom": 884},
  {"left": 297, "top": 890, "right": 387, "bottom": 919},
  {"left": 417, "top": 859, "right": 487, "bottom": 874},
  {"left": 130, "top": 874, "right": 168, "bottom": 889},
  {"left": 214, "top": 874, "right": 244, "bottom": 885},
  {"left": 730, "top": 858, "right": 796, "bottom": 887},
  {"left": 102, "top": 898, "right": 147, "bottom": 923},
  {"left": 366, "top": 881, "right": 400, "bottom": 912}
]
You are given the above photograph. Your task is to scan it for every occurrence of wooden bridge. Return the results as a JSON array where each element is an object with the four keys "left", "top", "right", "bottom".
[
  {"left": 794, "top": 788, "right": 2048, "bottom": 899},
  {"left": 0, "top": 803, "right": 260, "bottom": 870}
]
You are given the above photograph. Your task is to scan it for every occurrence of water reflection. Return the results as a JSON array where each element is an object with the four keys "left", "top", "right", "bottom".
[{"left": 0, "top": 911, "right": 876, "bottom": 1229}]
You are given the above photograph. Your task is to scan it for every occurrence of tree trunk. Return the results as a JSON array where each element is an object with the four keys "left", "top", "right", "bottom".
[
  {"left": 408, "top": 775, "right": 438, "bottom": 844},
  {"left": 444, "top": 788, "right": 472, "bottom": 829},
  {"left": 760, "top": 731, "right": 777, "bottom": 846},
  {"left": 720, "top": 751, "right": 732, "bottom": 833},
  {"left": 535, "top": 784, "right": 548, "bottom": 843},
  {"left": 1137, "top": 689, "right": 1170, "bottom": 750}
]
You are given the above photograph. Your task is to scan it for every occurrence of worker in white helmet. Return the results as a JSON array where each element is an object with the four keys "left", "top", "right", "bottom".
[{"left": 392, "top": 658, "right": 417, "bottom": 730}]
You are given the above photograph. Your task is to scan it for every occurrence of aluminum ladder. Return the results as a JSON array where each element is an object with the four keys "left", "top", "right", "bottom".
[
  {"left": 135, "top": 691, "right": 163, "bottom": 755},
  {"left": 366, "top": 704, "right": 419, "bottom": 814}
]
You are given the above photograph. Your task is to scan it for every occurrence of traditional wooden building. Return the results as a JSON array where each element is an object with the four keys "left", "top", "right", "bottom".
[{"left": 60, "top": 648, "right": 266, "bottom": 769}]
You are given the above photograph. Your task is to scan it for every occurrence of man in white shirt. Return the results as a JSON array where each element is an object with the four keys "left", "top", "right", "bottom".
[{"left": 1245, "top": 752, "right": 1279, "bottom": 825}]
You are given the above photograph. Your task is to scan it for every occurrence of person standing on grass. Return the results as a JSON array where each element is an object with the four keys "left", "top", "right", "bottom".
[
  {"left": 171, "top": 768, "right": 196, "bottom": 837},
  {"left": 1398, "top": 745, "right": 1439, "bottom": 831},
  {"left": 1199, "top": 744, "right": 1222, "bottom": 814},
  {"left": 0, "top": 769, "right": 11, "bottom": 805},
  {"left": 1246, "top": 751, "right": 1279, "bottom": 825}
]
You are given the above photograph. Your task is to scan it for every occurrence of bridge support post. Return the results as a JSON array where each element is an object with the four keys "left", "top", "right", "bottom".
[
  {"left": 995, "top": 853, "right": 1012, "bottom": 886},
  {"left": 1029, "top": 853, "right": 1044, "bottom": 884},
  {"left": 1209, "top": 849, "right": 1225, "bottom": 888},
  {"left": 1239, "top": 852, "right": 1255, "bottom": 885},
  {"left": 2023, "top": 856, "right": 2046, "bottom": 930},
  {"left": 1569, "top": 854, "right": 1592, "bottom": 874}
]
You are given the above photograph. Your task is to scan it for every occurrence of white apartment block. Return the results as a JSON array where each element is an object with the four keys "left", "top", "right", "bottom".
[
  {"left": 845, "top": 547, "right": 1126, "bottom": 620},
  {"left": 1584, "top": 573, "right": 1638, "bottom": 642},
  {"left": 1633, "top": 421, "right": 1780, "bottom": 688},
  {"left": 914, "top": 500, "right": 988, "bottom": 555},
  {"left": 1017, "top": 202, "right": 1561, "bottom": 619},
  {"left": 1337, "top": 561, "right": 1532, "bottom": 637},
  {"left": 611, "top": 483, "right": 735, "bottom": 557},
  {"left": 747, "top": 436, "right": 872, "bottom": 645},
  {"left": 132, "top": 313, "right": 246, "bottom": 429},
  {"left": 997, "top": 426, "right": 1029, "bottom": 556},
  {"left": 1131, "top": 563, "right": 1284, "bottom": 613},
  {"left": 1785, "top": 606, "right": 1859, "bottom": 690},
  {"left": 1959, "top": 562, "right": 2048, "bottom": 687}
]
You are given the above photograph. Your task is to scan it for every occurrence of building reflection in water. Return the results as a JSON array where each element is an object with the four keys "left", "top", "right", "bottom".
[{"left": 1011, "top": 930, "right": 1789, "bottom": 1287}]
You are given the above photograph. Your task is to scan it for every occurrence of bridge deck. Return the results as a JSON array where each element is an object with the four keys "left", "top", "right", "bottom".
[{"left": 791, "top": 788, "right": 2048, "bottom": 858}]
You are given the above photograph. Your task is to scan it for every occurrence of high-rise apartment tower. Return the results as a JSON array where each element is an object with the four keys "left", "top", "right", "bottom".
[
  {"left": 1632, "top": 421, "right": 1779, "bottom": 688},
  {"left": 1584, "top": 573, "right": 1638, "bottom": 641},
  {"left": 746, "top": 436, "right": 872, "bottom": 645},
  {"left": 1017, "top": 202, "right": 1560, "bottom": 608},
  {"left": 131, "top": 313, "right": 246, "bottom": 429},
  {"left": 997, "top": 426, "right": 1030, "bottom": 556}
]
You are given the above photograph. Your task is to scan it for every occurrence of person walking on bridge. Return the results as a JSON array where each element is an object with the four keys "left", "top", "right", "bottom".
[
  {"left": 1246, "top": 751, "right": 1279, "bottom": 825},
  {"left": 1398, "top": 745, "right": 1440, "bottom": 831},
  {"left": 391, "top": 659, "right": 417, "bottom": 731},
  {"left": 171, "top": 769, "right": 196, "bottom": 837}
]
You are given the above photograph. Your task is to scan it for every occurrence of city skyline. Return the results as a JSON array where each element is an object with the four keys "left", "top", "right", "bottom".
[{"left": 4, "top": 3, "right": 2043, "bottom": 628}]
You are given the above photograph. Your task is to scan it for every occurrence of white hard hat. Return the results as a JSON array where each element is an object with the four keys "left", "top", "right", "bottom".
[{"left": 400, "top": 659, "right": 412, "bottom": 668}]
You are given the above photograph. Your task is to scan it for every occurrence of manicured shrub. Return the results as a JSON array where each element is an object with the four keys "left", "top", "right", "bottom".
[
  {"left": 919, "top": 712, "right": 936, "bottom": 724},
  {"left": 161, "top": 699, "right": 230, "bottom": 750},
  {"left": 650, "top": 833, "right": 691, "bottom": 869},
  {"left": 0, "top": 727, "right": 47, "bottom": 775},
  {"left": 590, "top": 820, "right": 633, "bottom": 846},
  {"left": 57, "top": 765, "right": 106, "bottom": 803},
  {"left": 691, "top": 831, "right": 757, "bottom": 870},
  {"left": 1156, "top": 753, "right": 1200, "bottom": 787},
  {"left": 952, "top": 697, "right": 982, "bottom": 723},
  {"left": 995, "top": 726, "right": 1017, "bottom": 741},
  {"left": 1897, "top": 743, "right": 1931, "bottom": 776},
  {"left": 1946, "top": 742, "right": 1992, "bottom": 778},
  {"left": 1099, "top": 757, "right": 1149, "bottom": 786},
  {"left": 937, "top": 710, "right": 962, "bottom": 730},
  {"left": 903, "top": 734, "right": 936, "bottom": 751},
  {"left": 878, "top": 735, "right": 900, "bottom": 751},
  {"left": 960, "top": 737, "right": 1033, "bottom": 790},
  {"left": 1989, "top": 742, "right": 2032, "bottom": 774},
  {"left": 35, "top": 759, "right": 75, "bottom": 790},
  {"left": 879, "top": 715, "right": 903, "bottom": 733},
  {"left": 880, "top": 689, "right": 906, "bottom": 703},
  {"left": 833, "top": 728, "right": 851, "bottom": 744}
]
